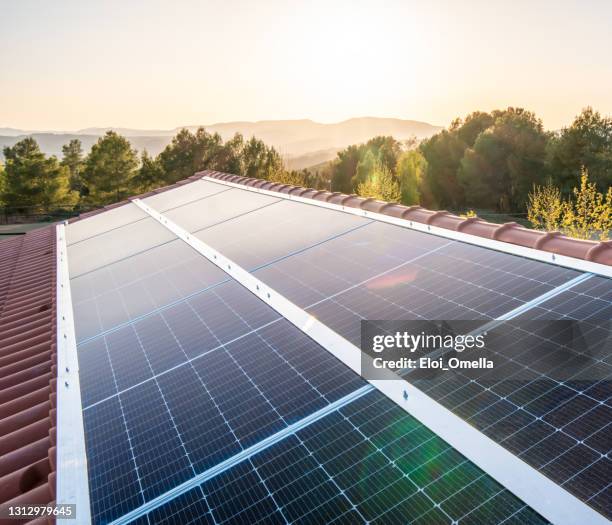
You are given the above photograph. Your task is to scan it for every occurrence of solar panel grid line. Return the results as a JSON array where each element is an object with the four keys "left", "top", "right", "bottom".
[
  {"left": 156, "top": 307, "right": 245, "bottom": 452},
  {"left": 67, "top": 215, "right": 147, "bottom": 247},
  {"left": 202, "top": 175, "right": 612, "bottom": 279},
  {"left": 246, "top": 220, "right": 373, "bottom": 274},
  {"left": 193, "top": 390, "right": 541, "bottom": 525},
  {"left": 74, "top": 207, "right": 374, "bottom": 347},
  {"left": 76, "top": 276, "right": 233, "bottom": 346},
  {"left": 81, "top": 318, "right": 282, "bottom": 411},
  {"left": 56, "top": 224, "right": 92, "bottom": 525},
  {"left": 108, "top": 386, "right": 373, "bottom": 525},
  {"left": 210, "top": 286, "right": 345, "bottom": 408},
  {"left": 100, "top": 337, "right": 146, "bottom": 510},
  {"left": 312, "top": 411, "right": 456, "bottom": 524},
  {"left": 152, "top": 187, "right": 233, "bottom": 214},
  {"left": 131, "top": 199, "right": 607, "bottom": 525},
  {"left": 70, "top": 236, "right": 178, "bottom": 280}
]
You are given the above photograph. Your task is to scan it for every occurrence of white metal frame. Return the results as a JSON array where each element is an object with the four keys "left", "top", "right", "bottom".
[
  {"left": 202, "top": 176, "right": 612, "bottom": 279},
  {"left": 56, "top": 223, "right": 92, "bottom": 525},
  {"left": 134, "top": 199, "right": 608, "bottom": 525}
]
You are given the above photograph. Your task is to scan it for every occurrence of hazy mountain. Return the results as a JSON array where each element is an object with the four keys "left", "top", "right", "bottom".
[{"left": 0, "top": 117, "right": 442, "bottom": 166}]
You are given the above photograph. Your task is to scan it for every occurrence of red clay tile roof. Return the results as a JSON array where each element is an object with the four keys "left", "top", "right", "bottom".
[
  {"left": 201, "top": 169, "right": 612, "bottom": 266},
  {"left": 0, "top": 226, "right": 57, "bottom": 524}
]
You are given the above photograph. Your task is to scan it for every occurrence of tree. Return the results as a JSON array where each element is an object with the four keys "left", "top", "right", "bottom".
[
  {"left": 419, "top": 111, "right": 494, "bottom": 209},
  {"left": 132, "top": 150, "right": 164, "bottom": 193},
  {"left": 0, "top": 162, "right": 6, "bottom": 207},
  {"left": 356, "top": 161, "right": 401, "bottom": 202},
  {"left": 241, "top": 136, "right": 284, "bottom": 180},
  {"left": 330, "top": 144, "right": 361, "bottom": 193},
  {"left": 562, "top": 168, "right": 612, "bottom": 240},
  {"left": 2, "top": 137, "right": 75, "bottom": 211},
  {"left": 419, "top": 129, "right": 467, "bottom": 208},
  {"left": 352, "top": 149, "right": 379, "bottom": 188},
  {"left": 527, "top": 179, "right": 565, "bottom": 232},
  {"left": 158, "top": 128, "right": 224, "bottom": 184},
  {"left": 458, "top": 108, "right": 548, "bottom": 212},
  {"left": 61, "top": 139, "right": 85, "bottom": 193},
  {"left": 547, "top": 107, "right": 612, "bottom": 194},
  {"left": 81, "top": 131, "right": 138, "bottom": 205},
  {"left": 396, "top": 150, "right": 426, "bottom": 205}
]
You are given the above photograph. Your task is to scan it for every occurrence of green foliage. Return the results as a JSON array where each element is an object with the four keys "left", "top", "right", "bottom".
[
  {"left": 330, "top": 136, "right": 401, "bottom": 194},
  {"left": 61, "top": 139, "right": 85, "bottom": 194},
  {"left": 396, "top": 150, "right": 426, "bottom": 205},
  {"left": 353, "top": 149, "right": 379, "bottom": 188},
  {"left": 527, "top": 178, "right": 564, "bottom": 232},
  {"left": 241, "top": 136, "right": 284, "bottom": 180},
  {"left": 330, "top": 144, "right": 360, "bottom": 193},
  {"left": 562, "top": 168, "right": 612, "bottom": 240},
  {"left": 356, "top": 161, "right": 401, "bottom": 202},
  {"left": 2, "top": 137, "right": 75, "bottom": 211},
  {"left": 419, "top": 112, "right": 494, "bottom": 209},
  {"left": 458, "top": 108, "right": 547, "bottom": 211},
  {"left": 81, "top": 131, "right": 138, "bottom": 205},
  {"left": 528, "top": 169, "right": 612, "bottom": 240},
  {"left": 157, "top": 128, "right": 224, "bottom": 184},
  {"left": 132, "top": 150, "right": 165, "bottom": 193},
  {"left": 547, "top": 107, "right": 612, "bottom": 194}
]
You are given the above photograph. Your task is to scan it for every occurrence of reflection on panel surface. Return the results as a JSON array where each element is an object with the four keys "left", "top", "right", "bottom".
[
  {"left": 68, "top": 217, "right": 176, "bottom": 277},
  {"left": 66, "top": 202, "right": 148, "bottom": 246},
  {"left": 164, "top": 188, "right": 280, "bottom": 233},
  {"left": 71, "top": 239, "right": 228, "bottom": 342},
  {"left": 141, "top": 179, "right": 230, "bottom": 211},
  {"left": 78, "top": 280, "right": 363, "bottom": 523},
  {"left": 196, "top": 199, "right": 369, "bottom": 270},
  {"left": 145, "top": 390, "right": 548, "bottom": 525}
]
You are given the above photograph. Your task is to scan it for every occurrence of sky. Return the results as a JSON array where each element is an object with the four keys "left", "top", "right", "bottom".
[{"left": 1, "top": 0, "right": 611, "bottom": 131}]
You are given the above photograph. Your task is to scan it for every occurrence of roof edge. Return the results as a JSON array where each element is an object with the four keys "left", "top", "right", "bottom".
[{"left": 199, "top": 169, "right": 612, "bottom": 268}]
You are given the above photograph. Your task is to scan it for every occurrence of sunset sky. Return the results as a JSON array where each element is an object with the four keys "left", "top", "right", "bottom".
[{"left": 1, "top": 0, "right": 611, "bottom": 131}]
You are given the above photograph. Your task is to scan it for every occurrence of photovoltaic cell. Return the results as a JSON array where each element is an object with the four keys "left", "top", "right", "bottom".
[
  {"left": 79, "top": 282, "right": 363, "bottom": 522},
  {"left": 72, "top": 188, "right": 605, "bottom": 524},
  {"left": 196, "top": 199, "right": 370, "bottom": 270},
  {"left": 404, "top": 275, "right": 612, "bottom": 518},
  {"left": 141, "top": 180, "right": 231, "bottom": 212},
  {"left": 66, "top": 202, "right": 148, "bottom": 246},
  {"left": 68, "top": 217, "right": 176, "bottom": 277},
  {"left": 145, "top": 390, "right": 547, "bottom": 525},
  {"left": 251, "top": 224, "right": 579, "bottom": 346},
  {"left": 163, "top": 188, "right": 280, "bottom": 233},
  {"left": 71, "top": 239, "right": 229, "bottom": 342}
]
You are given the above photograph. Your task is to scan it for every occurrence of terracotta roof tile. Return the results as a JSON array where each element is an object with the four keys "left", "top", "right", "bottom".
[{"left": 0, "top": 227, "right": 57, "bottom": 524}]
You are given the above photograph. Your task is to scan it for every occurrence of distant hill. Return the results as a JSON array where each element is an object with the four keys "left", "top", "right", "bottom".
[{"left": 0, "top": 117, "right": 442, "bottom": 162}]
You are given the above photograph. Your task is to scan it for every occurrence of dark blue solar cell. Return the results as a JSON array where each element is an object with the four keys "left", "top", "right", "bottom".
[
  {"left": 190, "top": 389, "right": 548, "bottom": 525},
  {"left": 83, "top": 397, "right": 143, "bottom": 524},
  {"left": 77, "top": 337, "right": 116, "bottom": 407},
  {"left": 120, "top": 380, "right": 194, "bottom": 501},
  {"left": 71, "top": 239, "right": 229, "bottom": 343},
  {"left": 145, "top": 487, "right": 215, "bottom": 525}
]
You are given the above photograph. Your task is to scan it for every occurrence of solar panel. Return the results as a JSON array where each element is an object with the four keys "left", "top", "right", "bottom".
[
  {"left": 141, "top": 179, "right": 231, "bottom": 212},
  {"left": 67, "top": 216, "right": 176, "bottom": 277},
  {"left": 163, "top": 188, "right": 281, "bottom": 233},
  {"left": 248, "top": 224, "right": 579, "bottom": 345},
  {"left": 66, "top": 202, "right": 148, "bottom": 245},
  {"left": 71, "top": 239, "right": 229, "bottom": 342},
  {"left": 78, "top": 282, "right": 362, "bottom": 523},
  {"left": 195, "top": 199, "right": 370, "bottom": 270},
  {"left": 67, "top": 183, "right": 609, "bottom": 524},
  {"left": 141, "top": 390, "right": 548, "bottom": 525}
]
